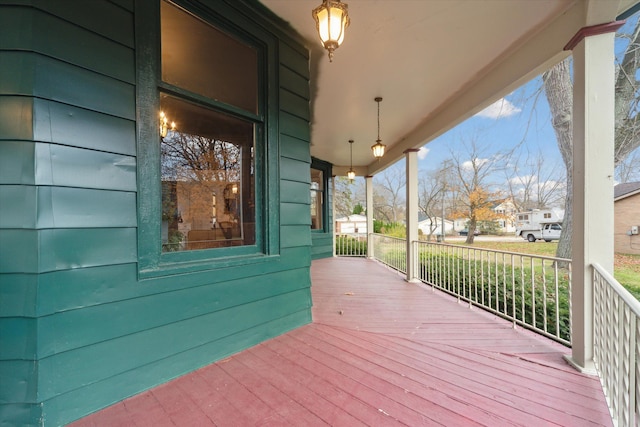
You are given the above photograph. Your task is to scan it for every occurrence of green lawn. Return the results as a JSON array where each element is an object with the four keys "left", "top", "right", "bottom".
[
  {"left": 456, "top": 240, "right": 640, "bottom": 300},
  {"left": 614, "top": 253, "right": 640, "bottom": 300},
  {"left": 455, "top": 240, "right": 558, "bottom": 257}
]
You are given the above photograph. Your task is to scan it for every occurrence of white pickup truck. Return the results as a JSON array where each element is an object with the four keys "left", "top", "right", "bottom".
[{"left": 521, "top": 222, "right": 562, "bottom": 242}]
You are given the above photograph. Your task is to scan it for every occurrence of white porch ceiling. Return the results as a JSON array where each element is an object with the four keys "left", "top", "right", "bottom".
[{"left": 259, "top": 0, "right": 637, "bottom": 176}]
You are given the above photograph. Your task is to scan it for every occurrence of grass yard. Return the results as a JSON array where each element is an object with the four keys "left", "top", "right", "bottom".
[
  {"left": 456, "top": 240, "right": 640, "bottom": 300},
  {"left": 615, "top": 253, "right": 640, "bottom": 299}
]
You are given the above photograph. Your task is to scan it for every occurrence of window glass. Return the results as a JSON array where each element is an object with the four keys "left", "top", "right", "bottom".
[
  {"left": 310, "top": 168, "right": 324, "bottom": 230},
  {"left": 159, "top": 2, "right": 260, "bottom": 253},
  {"left": 160, "top": 94, "right": 255, "bottom": 252},
  {"left": 161, "top": 1, "right": 258, "bottom": 114}
]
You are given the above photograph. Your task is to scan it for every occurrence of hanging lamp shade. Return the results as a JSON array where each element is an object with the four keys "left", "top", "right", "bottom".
[
  {"left": 347, "top": 139, "right": 355, "bottom": 181},
  {"left": 371, "top": 97, "right": 386, "bottom": 158},
  {"left": 312, "top": 0, "right": 350, "bottom": 62},
  {"left": 371, "top": 140, "right": 386, "bottom": 158}
]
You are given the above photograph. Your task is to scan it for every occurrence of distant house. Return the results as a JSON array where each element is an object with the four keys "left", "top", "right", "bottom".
[
  {"left": 452, "top": 217, "right": 468, "bottom": 232},
  {"left": 335, "top": 214, "right": 368, "bottom": 234},
  {"left": 492, "top": 198, "right": 517, "bottom": 233},
  {"left": 418, "top": 217, "right": 454, "bottom": 235},
  {"left": 614, "top": 182, "right": 640, "bottom": 255}
]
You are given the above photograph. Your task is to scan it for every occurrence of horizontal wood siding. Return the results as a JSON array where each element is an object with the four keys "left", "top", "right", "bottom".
[
  {"left": 312, "top": 233, "right": 334, "bottom": 259},
  {"left": 0, "top": 1, "right": 313, "bottom": 426}
]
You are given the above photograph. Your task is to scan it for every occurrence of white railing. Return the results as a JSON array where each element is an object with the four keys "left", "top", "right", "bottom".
[
  {"left": 414, "top": 241, "right": 572, "bottom": 345},
  {"left": 335, "top": 233, "right": 367, "bottom": 257},
  {"left": 593, "top": 263, "right": 640, "bottom": 427},
  {"left": 371, "top": 233, "right": 406, "bottom": 274}
]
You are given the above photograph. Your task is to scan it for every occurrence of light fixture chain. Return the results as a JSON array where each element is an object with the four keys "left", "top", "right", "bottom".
[{"left": 377, "top": 101, "right": 380, "bottom": 140}]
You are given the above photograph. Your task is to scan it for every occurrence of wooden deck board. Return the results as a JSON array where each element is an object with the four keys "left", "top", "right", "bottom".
[{"left": 70, "top": 257, "right": 612, "bottom": 426}]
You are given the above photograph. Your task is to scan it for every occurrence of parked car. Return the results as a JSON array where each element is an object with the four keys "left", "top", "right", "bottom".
[{"left": 458, "top": 229, "right": 480, "bottom": 236}]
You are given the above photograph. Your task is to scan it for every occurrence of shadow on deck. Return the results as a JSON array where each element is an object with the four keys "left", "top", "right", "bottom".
[{"left": 71, "top": 257, "right": 611, "bottom": 426}]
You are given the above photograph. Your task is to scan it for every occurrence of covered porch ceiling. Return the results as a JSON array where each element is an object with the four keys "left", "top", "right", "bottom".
[{"left": 259, "top": 0, "right": 638, "bottom": 176}]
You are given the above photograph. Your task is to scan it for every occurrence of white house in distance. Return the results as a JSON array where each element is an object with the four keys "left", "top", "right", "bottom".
[
  {"left": 452, "top": 217, "right": 468, "bottom": 232},
  {"left": 492, "top": 198, "right": 517, "bottom": 233},
  {"left": 418, "top": 217, "right": 454, "bottom": 236},
  {"left": 335, "top": 214, "right": 368, "bottom": 234}
]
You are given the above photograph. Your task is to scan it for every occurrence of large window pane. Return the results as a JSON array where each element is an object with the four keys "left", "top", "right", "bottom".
[
  {"left": 160, "top": 94, "right": 255, "bottom": 251},
  {"left": 161, "top": 1, "right": 258, "bottom": 114}
]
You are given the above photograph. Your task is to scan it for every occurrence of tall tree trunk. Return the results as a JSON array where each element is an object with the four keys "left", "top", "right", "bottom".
[
  {"left": 542, "top": 59, "right": 573, "bottom": 259},
  {"left": 543, "top": 20, "right": 640, "bottom": 260}
]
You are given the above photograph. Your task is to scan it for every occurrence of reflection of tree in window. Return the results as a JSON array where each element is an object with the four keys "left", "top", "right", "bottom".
[
  {"left": 160, "top": 96, "right": 255, "bottom": 251},
  {"left": 159, "top": 1, "right": 259, "bottom": 253}
]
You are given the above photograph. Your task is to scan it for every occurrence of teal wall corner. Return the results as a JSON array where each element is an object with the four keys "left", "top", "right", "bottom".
[{"left": 0, "top": 1, "right": 314, "bottom": 425}]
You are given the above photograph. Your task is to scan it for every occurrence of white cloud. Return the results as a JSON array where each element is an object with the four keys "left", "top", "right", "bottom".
[
  {"left": 461, "top": 158, "right": 489, "bottom": 170},
  {"left": 509, "top": 174, "right": 536, "bottom": 186},
  {"left": 476, "top": 98, "right": 522, "bottom": 119},
  {"left": 418, "top": 147, "right": 430, "bottom": 160}
]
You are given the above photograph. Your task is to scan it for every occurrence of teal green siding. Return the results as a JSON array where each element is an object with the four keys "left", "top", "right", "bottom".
[{"left": 0, "top": 1, "right": 312, "bottom": 426}]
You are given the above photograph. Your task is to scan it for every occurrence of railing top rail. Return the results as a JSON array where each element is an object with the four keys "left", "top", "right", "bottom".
[
  {"left": 371, "top": 233, "right": 405, "bottom": 242},
  {"left": 593, "top": 262, "right": 640, "bottom": 316},
  {"left": 414, "top": 240, "right": 572, "bottom": 263}
]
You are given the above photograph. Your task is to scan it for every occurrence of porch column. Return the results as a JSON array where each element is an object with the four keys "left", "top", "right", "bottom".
[
  {"left": 566, "top": 24, "right": 620, "bottom": 373},
  {"left": 332, "top": 175, "right": 336, "bottom": 257},
  {"left": 405, "top": 149, "right": 420, "bottom": 282},
  {"left": 366, "top": 175, "right": 374, "bottom": 259}
]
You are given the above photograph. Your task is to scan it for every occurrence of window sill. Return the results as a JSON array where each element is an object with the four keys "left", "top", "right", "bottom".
[{"left": 139, "top": 252, "right": 279, "bottom": 279}]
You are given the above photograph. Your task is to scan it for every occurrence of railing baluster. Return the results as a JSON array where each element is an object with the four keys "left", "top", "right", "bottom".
[
  {"left": 554, "top": 262, "right": 560, "bottom": 340},
  {"left": 542, "top": 260, "right": 548, "bottom": 334},
  {"left": 591, "top": 263, "right": 640, "bottom": 427},
  {"left": 520, "top": 255, "right": 525, "bottom": 325},
  {"left": 400, "top": 240, "right": 571, "bottom": 346},
  {"left": 531, "top": 257, "right": 536, "bottom": 330}
]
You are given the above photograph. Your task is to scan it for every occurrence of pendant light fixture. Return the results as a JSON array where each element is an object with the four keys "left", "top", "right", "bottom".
[
  {"left": 312, "top": 0, "right": 350, "bottom": 62},
  {"left": 371, "top": 97, "right": 386, "bottom": 158},
  {"left": 347, "top": 139, "right": 356, "bottom": 181}
]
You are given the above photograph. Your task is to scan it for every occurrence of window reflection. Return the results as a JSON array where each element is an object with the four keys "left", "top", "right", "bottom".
[
  {"left": 310, "top": 168, "right": 323, "bottom": 230},
  {"left": 161, "top": 0, "right": 258, "bottom": 114},
  {"left": 160, "top": 94, "right": 255, "bottom": 251}
]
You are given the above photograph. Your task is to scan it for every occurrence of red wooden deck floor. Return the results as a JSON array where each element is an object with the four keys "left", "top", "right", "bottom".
[{"left": 71, "top": 257, "right": 611, "bottom": 426}]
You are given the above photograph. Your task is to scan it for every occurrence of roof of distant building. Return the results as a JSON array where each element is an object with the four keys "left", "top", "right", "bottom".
[{"left": 614, "top": 182, "right": 640, "bottom": 200}]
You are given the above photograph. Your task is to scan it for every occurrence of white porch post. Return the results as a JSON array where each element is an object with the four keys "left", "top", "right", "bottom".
[
  {"left": 405, "top": 149, "right": 420, "bottom": 282},
  {"left": 332, "top": 175, "right": 336, "bottom": 257},
  {"left": 366, "top": 175, "right": 374, "bottom": 259},
  {"left": 566, "top": 25, "right": 619, "bottom": 373}
]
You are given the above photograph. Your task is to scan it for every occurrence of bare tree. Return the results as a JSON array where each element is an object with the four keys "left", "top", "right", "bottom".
[
  {"left": 505, "top": 149, "right": 566, "bottom": 211},
  {"left": 373, "top": 162, "right": 406, "bottom": 223},
  {"left": 543, "top": 18, "right": 640, "bottom": 258},
  {"left": 616, "top": 147, "right": 640, "bottom": 182},
  {"left": 333, "top": 176, "right": 355, "bottom": 219},
  {"left": 333, "top": 176, "right": 365, "bottom": 219},
  {"left": 418, "top": 168, "right": 447, "bottom": 240}
]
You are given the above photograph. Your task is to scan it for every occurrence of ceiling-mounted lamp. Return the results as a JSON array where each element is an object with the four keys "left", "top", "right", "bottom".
[
  {"left": 347, "top": 139, "right": 355, "bottom": 181},
  {"left": 312, "top": 0, "right": 350, "bottom": 62},
  {"left": 159, "top": 111, "right": 176, "bottom": 138},
  {"left": 371, "top": 97, "right": 386, "bottom": 158}
]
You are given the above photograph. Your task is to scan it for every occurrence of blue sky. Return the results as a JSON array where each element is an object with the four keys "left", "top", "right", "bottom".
[
  {"left": 409, "top": 14, "right": 640, "bottom": 185},
  {"left": 416, "top": 79, "right": 557, "bottom": 171}
]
